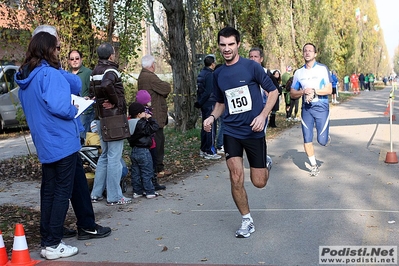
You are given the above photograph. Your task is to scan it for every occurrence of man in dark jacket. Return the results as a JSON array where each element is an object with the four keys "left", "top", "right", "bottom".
[
  {"left": 195, "top": 55, "right": 221, "bottom": 160},
  {"left": 137, "top": 55, "right": 172, "bottom": 178},
  {"left": 89, "top": 43, "right": 131, "bottom": 206}
]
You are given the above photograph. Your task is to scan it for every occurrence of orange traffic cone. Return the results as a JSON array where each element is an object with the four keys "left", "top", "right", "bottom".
[
  {"left": 384, "top": 103, "right": 390, "bottom": 115},
  {"left": 7, "top": 224, "right": 39, "bottom": 266},
  {"left": 0, "top": 230, "right": 9, "bottom": 266}
]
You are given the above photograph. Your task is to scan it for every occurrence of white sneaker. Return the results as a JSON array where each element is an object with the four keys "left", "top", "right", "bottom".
[
  {"left": 203, "top": 153, "right": 222, "bottom": 160},
  {"left": 41, "top": 242, "right": 78, "bottom": 260},
  {"left": 199, "top": 150, "right": 205, "bottom": 157},
  {"left": 217, "top": 146, "right": 225, "bottom": 155},
  {"left": 310, "top": 165, "right": 320, "bottom": 176},
  {"left": 235, "top": 218, "right": 255, "bottom": 238},
  {"left": 133, "top": 193, "right": 143, "bottom": 199},
  {"left": 146, "top": 192, "right": 159, "bottom": 199}
]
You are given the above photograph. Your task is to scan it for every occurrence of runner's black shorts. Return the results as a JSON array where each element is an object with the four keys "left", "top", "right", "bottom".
[{"left": 224, "top": 135, "right": 267, "bottom": 168}]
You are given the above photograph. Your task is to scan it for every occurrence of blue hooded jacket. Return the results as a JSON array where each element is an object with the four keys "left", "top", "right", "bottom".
[{"left": 16, "top": 60, "right": 82, "bottom": 163}]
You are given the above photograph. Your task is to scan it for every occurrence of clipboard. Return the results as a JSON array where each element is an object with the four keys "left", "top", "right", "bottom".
[{"left": 71, "top": 94, "right": 94, "bottom": 118}]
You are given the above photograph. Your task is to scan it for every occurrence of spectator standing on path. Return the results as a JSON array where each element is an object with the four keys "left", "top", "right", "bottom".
[
  {"left": 16, "top": 31, "right": 110, "bottom": 261},
  {"left": 89, "top": 43, "right": 131, "bottom": 206},
  {"left": 128, "top": 102, "right": 160, "bottom": 199},
  {"left": 135, "top": 90, "right": 166, "bottom": 191},
  {"left": 270, "top": 69, "right": 282, "bottom": 127},
  {"left": 290, "top": 43, "right": 332, "bottom": 176},
  {"left": 281, "top": 70, "right": 292, "bottom": 120},
  {"left": 285, "top": 71, "right": 300, "bottom": 121},
  {"left": 248, "top": 47, "right": 280, "bottom": 128},
  {"left": 344, "top": 74, "right": 350, "bottom": 91},
  {"left": 68, "top": 50, "right": 93, "bottom": 144},
  {"left": 350, "top": 72, "right": 360, "bottom": 94},
  {"left": 248, "top": 47, "right": 279, "bottom": 130},
  {"left": 31, "top": 24, "right": 111, "bottom": 245},
  {"left": 195, "top": 54, "right": 221, "bottom": 160},
  {"left": 204, "top": 27, "right": 277, "bottom": 238},
  {"left": 331, "top": 70, "right": 339, "bottom": 104},
  {"left": 138, "top": 55, "right": 172, "bottom": 178},
  {"left": 368, "top": 73, "right": 375, "bottom": 91},
  {"left": 359, "top": 73, "right": 365, "bottom": 91}
]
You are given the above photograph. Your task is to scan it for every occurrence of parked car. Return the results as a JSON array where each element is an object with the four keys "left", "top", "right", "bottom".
[{"left": 0, "top": 65, "right": 21, "bottom": 131}]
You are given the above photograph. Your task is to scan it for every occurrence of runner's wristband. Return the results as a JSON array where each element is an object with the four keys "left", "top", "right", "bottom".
[{"left": 210, "top": 114, "right": 216, "bottom": 120}]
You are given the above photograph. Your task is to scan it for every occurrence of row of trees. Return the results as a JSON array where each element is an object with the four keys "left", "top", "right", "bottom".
[{"left": 0, "top": 0, "right": 393, "bottom": 131}]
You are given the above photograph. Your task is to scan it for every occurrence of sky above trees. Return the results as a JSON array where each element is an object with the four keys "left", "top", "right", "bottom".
[{"left": 375, "top": 0, "right": 399, "bottom": 60}]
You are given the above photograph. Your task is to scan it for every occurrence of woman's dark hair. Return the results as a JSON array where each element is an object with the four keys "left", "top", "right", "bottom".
[
  {"left": 217, "top": 26, "right": 240, "bottom": 44},
  {"left": 21, "top": 32, "right": 59, "bottom": 72},
  {"left": 272, "top": 70, "right": 282, "bottom": 83}
]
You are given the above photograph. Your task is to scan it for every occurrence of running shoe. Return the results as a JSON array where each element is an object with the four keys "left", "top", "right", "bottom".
[
  {"left": 91, "top": 196, "right": 103, "bottom": 203},
  {"left": 203, "top": 153, "right": 222, "bottom": 160},
  {"left": 310, "top": 165, "right": 320, "bottom": 176},
  {"left": 133, "top": 193, "right": 144, "bottom": 199},
  {"left": 146, "top": 192, "right": 159, "bottom": 199},
  {"left": 235, "top": 218, "right": 255, "bottom": 238},
  {"left": 266, "top": 155, "right": 272, "bottom": 172},
  {"left": 106, "top": 197, "right": 132, "bottom": 206},
  {"left": 77, "top": 224, "right": 112, "bottom": 240}
]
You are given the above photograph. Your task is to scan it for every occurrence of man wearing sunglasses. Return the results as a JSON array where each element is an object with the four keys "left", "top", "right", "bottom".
[{"left": 68, "top": 50, "right": 93, "bottom": 144}]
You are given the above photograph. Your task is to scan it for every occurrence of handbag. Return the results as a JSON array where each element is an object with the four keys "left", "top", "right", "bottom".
[{"left": 100, "top": 114, "right": 130, "bottom": 142}]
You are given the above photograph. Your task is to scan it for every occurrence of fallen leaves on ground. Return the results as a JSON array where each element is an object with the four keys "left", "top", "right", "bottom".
[{"left": 0, "top": 113, "right": 296, "bottom": 255}]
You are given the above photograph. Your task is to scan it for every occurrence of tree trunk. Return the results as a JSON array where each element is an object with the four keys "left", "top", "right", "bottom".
[{"left": 158, "top": 0, "right": 197, "bottom": 132}]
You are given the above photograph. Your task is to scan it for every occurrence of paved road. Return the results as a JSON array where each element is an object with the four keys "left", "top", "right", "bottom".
[
  {"left": 0, "top": 133, "right": 36, "bottom": 160},
  {"left": 3, "top": 87, "right": 399, "bottom": 265}
]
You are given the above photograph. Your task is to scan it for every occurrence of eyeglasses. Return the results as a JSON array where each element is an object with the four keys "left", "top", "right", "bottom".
[{"left": 69, "top": 57, "right": 80, "bottom": 61}]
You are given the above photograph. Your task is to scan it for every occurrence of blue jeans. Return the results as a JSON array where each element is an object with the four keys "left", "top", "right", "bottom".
[
  {"left": 40, "top": 153, "right": 76, "bottom": 247},
  {"left": 79, "top": 111, "right": 94, "bottom": 140},
  {"left": 91, "top": 121, "right": 124, "bottom": 202},
  {"left": 130, "top": 147, "right": 155, "bottom": 195},
  {"left": 201, "top": 105, "right": 216, "bottom": 154},
  {"left": 216, "top": 118, "right": 224, "bottom": 149}
]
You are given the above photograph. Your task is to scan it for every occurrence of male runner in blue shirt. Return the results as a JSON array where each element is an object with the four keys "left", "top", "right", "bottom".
[
  {"left": 290, "top": 43, "right": 332, "bottom": 176},
  {"left": 203, "top": 27, "right": 278, "bottom": 238}
]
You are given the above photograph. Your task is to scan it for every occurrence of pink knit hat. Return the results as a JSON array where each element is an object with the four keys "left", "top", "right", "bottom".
[{"left": 136, "top": 90, "right": 151, "bottom": 105}]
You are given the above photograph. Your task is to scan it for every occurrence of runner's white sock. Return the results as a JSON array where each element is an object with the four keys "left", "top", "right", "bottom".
[
  {"left": 242, "top": 213, "right": 252, "bottom": 221},
  {"left": 309, "top": 156, "right": 317, "bottom": 166}
]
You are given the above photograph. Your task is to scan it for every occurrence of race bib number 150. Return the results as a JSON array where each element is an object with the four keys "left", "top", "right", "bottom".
[{"left": 225, "top": 85, "right": 252, "bottom": 115}]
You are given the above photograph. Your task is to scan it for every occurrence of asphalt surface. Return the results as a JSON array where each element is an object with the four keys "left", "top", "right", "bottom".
[{"left": 2, "top": 86, "right": 399, "bottom": 265}]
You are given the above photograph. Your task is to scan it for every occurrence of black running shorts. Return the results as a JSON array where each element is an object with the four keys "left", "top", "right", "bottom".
[{"left": 224, "top": 135, "right": 267, "bottom": 168}]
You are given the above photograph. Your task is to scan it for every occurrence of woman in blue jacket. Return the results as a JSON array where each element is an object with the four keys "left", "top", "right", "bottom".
[{"left": 15, "top": 31, "right": 80, "bottom": 260}]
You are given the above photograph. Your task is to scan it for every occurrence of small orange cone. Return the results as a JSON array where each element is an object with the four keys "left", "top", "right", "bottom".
[
  {"left": 384, "top": 103, "right": 390, "bottom": 115},
  {"left": 7, "top": 224, "right": 39, "bottom": 266},
  {"left": 0, "top": 230, "right": 9, "bottom": 266}
]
